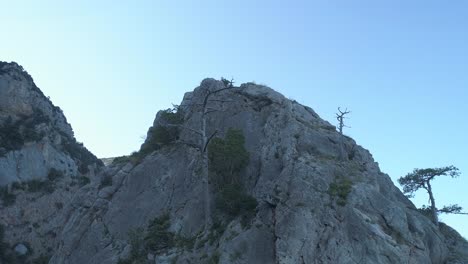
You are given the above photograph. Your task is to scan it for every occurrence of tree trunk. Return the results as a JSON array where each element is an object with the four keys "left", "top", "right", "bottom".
[
  {"left": 201, "top": 107, "right": 212, "bottom": 229},
  {"left": 426, "top": 181, "right": 439, "bottom": 226}
]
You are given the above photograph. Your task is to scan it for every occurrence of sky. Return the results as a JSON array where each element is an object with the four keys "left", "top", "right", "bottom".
[{"left": 1, "top": 0, "right": 467, "bottom": 238}]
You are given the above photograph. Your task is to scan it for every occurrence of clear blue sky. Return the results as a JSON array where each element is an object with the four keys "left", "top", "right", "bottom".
[{"left": 1, "top": 0, "right": 467, "bottom": 238}]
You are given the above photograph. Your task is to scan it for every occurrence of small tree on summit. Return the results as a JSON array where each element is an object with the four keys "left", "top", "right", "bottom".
[
  {"left": 398, "top": 166, "right": 466, "bottom": 226},
  {"left": 336, "top": 107, "right": 350, "bottom": 135}
]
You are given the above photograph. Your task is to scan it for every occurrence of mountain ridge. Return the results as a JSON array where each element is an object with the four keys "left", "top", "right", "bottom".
[{"left": 0, "top": 63, "right": 467, "bottom": 264}]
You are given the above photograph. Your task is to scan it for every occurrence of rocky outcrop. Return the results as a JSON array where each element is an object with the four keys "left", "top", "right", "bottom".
[
  {"left": 0, "top": 61, "right": 102, "bottom": 263},
  {"left": 47, "top": 79, "right": 467, "bottom": 264},
  {"left": 0, "top": 61, "right": 102, "bottom": 186},
  {"left": 0, "top": 66, "right": 466, "bottom": 264}
]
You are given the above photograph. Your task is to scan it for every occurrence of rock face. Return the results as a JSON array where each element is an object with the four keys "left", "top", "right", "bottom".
[
  {"left": 0, "top": 66, "right": 467, "bottom": 264},
  {"left": 0, "top": 61, "right": 102, "bottom": 185},
  {"left": 0, "top": 61, "right": 102, "bottom": 263}
]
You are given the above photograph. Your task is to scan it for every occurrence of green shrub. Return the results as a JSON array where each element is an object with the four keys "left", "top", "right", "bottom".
[
  {"left": 77, "top": 176, "right": 90, "bottom": 187},
  {"left": 62, "top": 139, "right": 103, "bottom": 174},
  {"left": 155, "top": 125, "right": 180, "bottom": 145},
  {"left": 144, "top": 213, "right": 174, "bottom": 253},
  {"left": 206, "top": 221, "right": 227, "bottom": 246},
  {"left": 99, "top": 175, "right": 113, "bottom": 189},
  {"left": 215, "top": 183, "right": 257, "bottom": 223},
  {"left": 328, "top": 178, "right": 353, "bottom": 206},
  {"left": 142, "top": 108, "right": 183, "bottom": 149},
  {"left": 11, "top": 182, "right": 25, "bottom": 191},
  {"left": 0, "top": 186, "right": 16, "bottom": 206},
  {"left": 0, "top": 224, "right": 6, "bottom": 254},
  {"left": 128, "top": 228, "right": 146, "bottom": 261},
  {"left": 128, "top": 107, "right": 185, "bottom": 165},
  {"left": 47, "top": 168, "right": 64, "bottom": 182},
  {"left": 174, "top": 234, "right": 196, "bottom": 251},
  {"left": 112, "top": 155, "right": 132, "bottom": 164},
  {"left": 160, "top": 107, "right": 184, "bottom": 125},
  {"left": 119, "top": 213, "right": 194, "bottom": 263},
  {"left": 0, "top": 113, "right": 50, "bottom": 157},
  {"left": 208, "top": 129, "right": 249, "bottom": 187},
  {"left": 18, "top": 168, "right": 64, "bottom": 194},
  {"left": 0, "top": 116, "right": 24, "bottom": 154},
  {"left": 27, "top": 179, "right": 54, "bottom": 194},
  {"left": 209, "top": 129, "right": 257, "bottom": 224}
]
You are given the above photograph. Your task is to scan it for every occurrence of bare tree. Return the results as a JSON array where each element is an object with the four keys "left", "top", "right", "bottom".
[
  {"left": 336, "top": 107, "right": 351, "bottom": 134},
  {"left": 174, "top": 83, "right": 237, "bottom": 228},
  {"left": 221, "top": 77, "right": 235, "bottom": 88}
]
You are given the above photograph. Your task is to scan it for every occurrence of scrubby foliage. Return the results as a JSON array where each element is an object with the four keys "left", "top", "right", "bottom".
[
  {"left": 115, "top": 107, "right": 185, "bottom": 165},
  {"left": 98, "top": 174, "right": 113, "bottom": 189},
  {"left": 144, "top": 213, "right": 174, "bottom": 252},
  {"left": 0, "top": 224, "right": 7, "bottom": 259},
  {"left": 47, "top": 168, "right": 64, "bottom": 182},
  {"left": 0, "top": 113, "right": 48, "bottom": 156},
  {"left": 26, "top": 179, "right": 54, "bottom": 194},
  {"left": 209, "top": 129, "right": 249, "bottom": 186},
  {"left": 62, "top": 138, "right": 103, "bottom": 174},
  {"left": 118, "top": 213, "right": 195, "bottom": 263},
  {"left": 142, "top": 108, "right": 184, "bottom": 151},
  {"left": 328, "top": 177, "right": 353, "bottom": 206},
  {"left": 0, "top": 61, "right": 41, "bottom": 93},
  {"left": 208, "top": 129, "right": 257, "bottom": 224},
  {"left": 215, "top": 183, "right": 258, "bottom": 225},
  {"left": 0, "top": 186, "right": 16, "bottom": 206},
  {"left": 9, "top": 168, "right": 65, "bottom": 194},
  {"left": 0, "top": 109, "right": 101, "bottom": 174},
  {"left": 77, "top": 176, "right": 91, "bottom": 187}
]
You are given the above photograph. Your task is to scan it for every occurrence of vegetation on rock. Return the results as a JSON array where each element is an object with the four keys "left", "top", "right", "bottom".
[
  {"left": 118, "top": 213, "right": 195, "bottom": 263},
  {"left": 0, "top": 186, "right": 16, "bottom": 206},
  {"left": 328, "top": 177, "right": 353, "bottom": 206},
  {"left": 114, "top": 107, "right": 185, "bottom": 165},
  {"left": 399, "top": 166, "right": 465, "bottom": 225},
  {"left": 0, "top": 113, "right": 48, "bottom": 156},
  {"left": 208, "top": 129, "right": 257, "bottom": 225}
]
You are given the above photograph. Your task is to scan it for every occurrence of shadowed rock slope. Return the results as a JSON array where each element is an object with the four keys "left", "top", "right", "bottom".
[
  {"left": 0, "top": 65, "right": 466, "bottom": 264},
  {"left": 0, "top": 61, "right": 102, "bottom": 263}
]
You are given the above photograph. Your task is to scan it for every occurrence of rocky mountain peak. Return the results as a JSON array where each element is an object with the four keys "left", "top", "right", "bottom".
[{"left": 0, "top": 67, "right": 467, "bottom": 264}]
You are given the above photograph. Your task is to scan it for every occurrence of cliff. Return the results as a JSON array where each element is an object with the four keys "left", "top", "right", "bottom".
[{"left": 0, "top": 64, "right": 466, "bottom": 264}]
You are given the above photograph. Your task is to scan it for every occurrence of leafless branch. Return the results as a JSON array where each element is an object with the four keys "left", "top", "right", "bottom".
[
  {"left": 203, "top": 130, "right": 219, "bottom": 152},
  {"left": 336, "top": 107, "right": 351, "bottom": 134}
]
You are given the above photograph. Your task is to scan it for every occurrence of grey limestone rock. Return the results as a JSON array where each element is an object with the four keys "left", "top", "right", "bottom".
[
  {"left": 0, "top": 68, "right": 466, "bottom": 264},
  {"left": 14, "top": 243, "right": 28, "bottom": 256},
  {"left": 0, "top": 61, "right": 102, "bottom": 186},
  {"left": 48, "top": 78, "right": 467, "bottom": 264}
]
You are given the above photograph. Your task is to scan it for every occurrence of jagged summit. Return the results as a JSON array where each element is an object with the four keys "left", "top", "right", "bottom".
[{"left": 0, "top": 66, "right": 467, "bottom": 264}]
